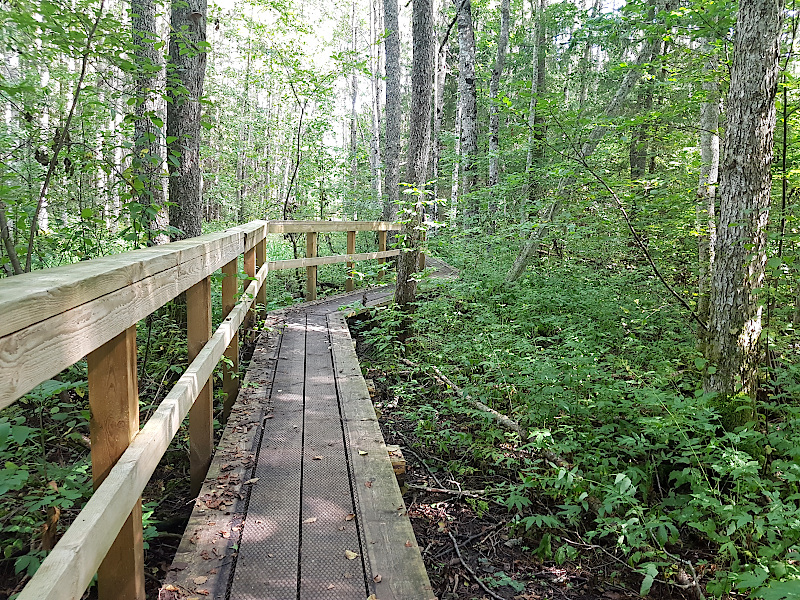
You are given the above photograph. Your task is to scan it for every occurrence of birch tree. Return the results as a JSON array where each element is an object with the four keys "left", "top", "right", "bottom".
[
  {"left": 382, "top": 0, "right": 400, "bottom": 225},
  {"left": 456, "top": 0, "right": 477, "bottom": 216}
]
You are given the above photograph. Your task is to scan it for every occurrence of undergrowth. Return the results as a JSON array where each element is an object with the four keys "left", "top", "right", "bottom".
[{"left": 355, "top": 231, "right": 800, "bottom": 599}]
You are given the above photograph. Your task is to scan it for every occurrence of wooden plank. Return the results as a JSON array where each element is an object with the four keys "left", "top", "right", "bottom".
[
  {"left": 328, "top": 312, "right": 435, "bottom": 600},
  {"left": 306, "top": 231, "right": 318, "bottom": 301},
  {"left": 346, "top": 230, "right": 356, "bottom": 292},
  {"left": 188, "top": 277, "right": 214, "bottom": 497},
  {"left": 378, "top": 230, "right": 387, "bottom": 281},
  {"left": 15, "top": 261, "right": 270, "bottom": 600},
  {"left": 0, "top": 234, "right": 243, "bottom": 410},
  {"left": 87, "top": 326, "right": 145, "bottom": 600},
  {"left": 243, "top": 247, "right": 256, "bottom": 331},
  {"left": 161, "top": 315, "right": 283, "bottom": 600},
  {"left": 0, "top": 221, "right": 265, "bottom": 339},
  {"left": 255, "top": 237, "right": 267, "bottom": 312},
  {"left": 269, "top": 249, "right": 400, "bottom": 271},
  {"left": 267, "top": 220, "right": 401, "bottom": 233},
  {"left": 222, "top": 258, "right": 239, "bottom": 423}
]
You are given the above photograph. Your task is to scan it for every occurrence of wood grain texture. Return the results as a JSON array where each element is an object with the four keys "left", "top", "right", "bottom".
[
  {"left": 346, "top": 230, "right": 356, "bottom": 292},
  {"left": 378, "top": 231, "right": 387, "bottom": 281},
  {"left": 267, "top": 220, "right": 401, "bottom": 233},
  {"left": 222, "top": 258, "right": 239, "bottom": 422},
  {"left": 15, "top": 261, "right": 270, "bottom": 600},
  {"left": 188, "top": 277, "right": 213, "bottom": 497},
  {"left": 256, "top": 238, "right": 267, "bottom": 311},
  {"left": 0, "top": 221, "right": 264, "bottom": 339},
  {"left": 306, "top": 231, "right": 318, "bottom": 301},
  {"left": 243, "top": 247, "right": 256, "bottom": 331},
  {"left": 87, "top": 326, "right": 145, "bottom": 600},
  {"left": 269, "top": 249, "right": 400, "bottom": 272},
  {"left": 328, "top": 312, "right": 435, "bottom": 600},
  {"left": 0, "top": 235, "right": 242, "bottom": 409}
]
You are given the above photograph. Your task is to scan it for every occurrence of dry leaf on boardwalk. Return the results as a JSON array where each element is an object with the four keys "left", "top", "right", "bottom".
[
  {"left": 345, "top": 550, "right": 359, "bottom": 560},
  {"left": 303, "top": 517, "right": 317, "bottom": 524}
]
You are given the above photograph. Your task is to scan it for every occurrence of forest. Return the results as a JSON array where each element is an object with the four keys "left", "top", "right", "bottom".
[{"left": 0, "top": 0, "right": 798, "bottom": 597}]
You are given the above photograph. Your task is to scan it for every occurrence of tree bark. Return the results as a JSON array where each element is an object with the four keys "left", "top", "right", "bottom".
[
  {"left": 704, "top": 0, "right": 783, "bottom": 401},
  {"left": 369, "top": 0, "right": 383, "bottom": 206},
  {"left": 236, "top": 45, "right": 251, "bottom": 224},
  {"left": 431, "top": 0, "right": 449, "bottom": 220},
  {"left": 395, "top": 0, "right": 434, "bottom": 306},
  {"left": 382, "top": 0, "right": 401, "bottom": 226},
  {"left": 456, "top": 0, "right": 478, "bottom": 216},
  {"left": 167, "top": 0, "right": 208, "bottom": 240},
  {"left": 131, "top": 0, "right": 168, "bottom": 245},
  {"left": 696, "top": 44, "right": 719, "bottom": 348},
  {"left": 524, "top": 0, "right": 547, "bottom": 211},
  {"left": 487, "top": 0, "right": 511, "bottom": 218},
  {"left": 350, "top": 0, "right": 359, "bottom": 204}
]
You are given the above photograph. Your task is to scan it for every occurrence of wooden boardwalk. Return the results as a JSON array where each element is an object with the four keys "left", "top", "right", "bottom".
[{"left": 160, "top": 271, "right": 454, "bottom": 600}]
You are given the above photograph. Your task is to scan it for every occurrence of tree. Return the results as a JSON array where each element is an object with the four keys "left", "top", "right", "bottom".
[
  {"left": 487, "top": 0, "right": 511, "bottom": 197},
  {"left": 456, "top": 0, "right": 477, "bottom": 217},
  {"left": 704, "top": 0, "right": 784, "bottom": 402},
  {"left": 167, "top": 0, "right": 208, "bottom": 240},
  {"left": 382, "top": 0, "right": 401, "bottom": 226},
  {"left": 130, "top": 0, "right": 168, "bottom": 245},
  {"left": 395, "top": 0, "right": 434, "bottom": 306}
]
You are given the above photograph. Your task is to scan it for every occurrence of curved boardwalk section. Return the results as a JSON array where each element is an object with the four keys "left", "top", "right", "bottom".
[{"left": 161, "top": 285, "right": 436, "bottom": 600}]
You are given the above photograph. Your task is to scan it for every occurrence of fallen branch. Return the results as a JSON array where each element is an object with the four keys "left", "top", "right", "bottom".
[
  {"left": 400, "top": 358, "right": 525, "bottom": 438},
  {"left": 447, "top": 530, "right": 506, "bottom": 600}
]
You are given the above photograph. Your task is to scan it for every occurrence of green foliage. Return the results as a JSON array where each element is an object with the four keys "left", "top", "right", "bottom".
[{"left": 361, "top": 230, "right": 800, "bottom": 597}]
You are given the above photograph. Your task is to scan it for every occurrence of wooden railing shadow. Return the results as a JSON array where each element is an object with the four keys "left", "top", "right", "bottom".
[{"left": 0, "top": 219, "right": 400, "bottom": 600}]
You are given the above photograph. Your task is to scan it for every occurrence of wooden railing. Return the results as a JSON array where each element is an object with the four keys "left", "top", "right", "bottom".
[{"left": 0, "top": 219, "right": 400, "bottom": 600}]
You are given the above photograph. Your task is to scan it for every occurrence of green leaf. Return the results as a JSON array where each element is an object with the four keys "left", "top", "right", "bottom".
[
  {"left": 639, "top": 563, "right": 658, "bottom": 596},
  {"left": 80, "top": 208, "right": 93, "bottom": 219}
]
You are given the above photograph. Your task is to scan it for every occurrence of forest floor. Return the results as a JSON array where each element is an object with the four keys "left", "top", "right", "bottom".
[{"left": 366, "top": 366, "right": 696, "bottom": 600}]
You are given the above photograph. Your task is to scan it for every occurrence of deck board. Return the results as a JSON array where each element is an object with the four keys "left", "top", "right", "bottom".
[{"left": 161, "top": 273, "right": 451, "bottom": 600}]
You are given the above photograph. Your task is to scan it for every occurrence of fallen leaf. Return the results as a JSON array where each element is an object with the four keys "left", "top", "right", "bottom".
[
  {"left": 196, "top": 590, "right": 209, "bottom": 596},
  {"left": 313, "top": 455, "right": 324, "bottom": 460},
  {"left": 365, "top": 481, "right": 372, "bottom": 488},
  {"left": 327, "top": 584, "right": 335, "bottom": 590},
  {"left": 367, "top": 595, "right": 378, "bottom": 600},
  {"left": 358, "top": 450, "right": 368, "bottom": 455},
  {"left": 163, "top": 584, "right": 179, "bottom": 591},
  {"left": 193, "top": 576, "right": 208, "bottom": 585},
  {"left": 373, "top": 574, "right": 382, "bottom": 583},
  {"left": 345, "top": 550, "right": 359, "bottom": 560},
  {"left": 345, "top": 513, "right": 355, "bottom": 521},
  {"left": 303, "top": 517, "right": 318, "bottom": 524},
  {"left": 243, "top": 478, "right": 259, "bottom": 485},
  {"left": 405, "top": 540, "right": 412, "bottom": 547}
]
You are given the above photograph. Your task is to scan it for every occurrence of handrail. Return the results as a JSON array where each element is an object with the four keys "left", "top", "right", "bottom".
[{"left": 0, "top": 219, "right": 399, "bottom": 600}]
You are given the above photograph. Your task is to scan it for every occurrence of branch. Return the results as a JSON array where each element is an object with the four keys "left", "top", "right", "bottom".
[
  {"left": 446, "top": 530, "right": 506, "bottom": 600},
  {"left": 439, "top": 0, "right": 468, "bottom": 56},
  {"left": 25, "top": 0, "right": 107, "bottom": 272}
]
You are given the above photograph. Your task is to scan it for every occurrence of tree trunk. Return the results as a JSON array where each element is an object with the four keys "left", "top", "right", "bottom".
[
  {"left": 236, "top": 45, "right": 251, "bottom": 224},
  {"left": 704, "top": 0, "right": 783, "bottom": 403},
  {"left": 167, "top": 0, "right": 207, "bottom": 240},
  {"left": 131, "top": 0, "right": 168, "bottom": 245},
  {"left": 350, "top": 0, "right": 358, "bottom": 203},
  {"left": 487, "top": 0, "right": 511, "bottom": 210},
  {"left": 382, "top": 0, "right": 401, "bottom": 226},
  {"left": 431, "top": 0, "right": 449, "bottom": 220},
  {"left": 696, "top": 44, "right": 719, "bottom": 348},
  {"left": 395, "top": 0, "right": 433, "bottom": 306},
  {"left": 369, "top": 0, "right": 383, "bottom": 207},
  {"left": 456, "top": 0, "right": 478, "bottom": 217}
]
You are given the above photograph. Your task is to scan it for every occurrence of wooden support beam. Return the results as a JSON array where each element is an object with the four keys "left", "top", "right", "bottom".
[
  {"left": 378, "top": 231, "right": 387, "bottom": 281},
  {"left": 267, "top": 220, "right": 401, "bottom": 233},
  {"left": 306, "top": 232, "right": 318, "bottom": 301},
  {"left": 269, "top": 249, "right": 399, "bottom": 271},
  {"left": 243, "top": 246, "right": 256, "bottom": 331},
  {"left": 256, "top": 237, "right": 267, "bottom": 313},
  {"left": 87, "top": 326, "right": 145, "bottom": 600},
  {"left": 346, "top": 230, "right": 356, "bottom": 292},
  {"left": 222, "top": 259, "right": 239, "bottom": 423},
  {"left": 187, "top": 277, "right": 213, "bottom": 497},
  {"left": 418, "top": 231, "right": 426, "bottom": 271}
]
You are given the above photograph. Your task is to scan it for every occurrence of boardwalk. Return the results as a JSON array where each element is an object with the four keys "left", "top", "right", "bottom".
[{"left": 161, "top": 272, "right": 453, "bottom": 600}]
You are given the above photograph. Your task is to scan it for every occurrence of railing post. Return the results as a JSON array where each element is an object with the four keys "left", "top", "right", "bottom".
[
  {"left": 346, "top": 230, "right": 356, "bottom": 292},
  {"left": 256, "top": 237, "right": 267, "bottom": 315},
  {"left": 88, "top": 325, "right": 145, "bottom": 600},
  {"left": 306, "top": 232, "right": 318, "bottom": 301},
  {"left": 243, "top": 246, "right": 256, "bottom": 331},
  {"left": 222, "top": 258, "right": 239, "bottom": 423},
  {"left": 187, "top": 276, "right": 213, "bottom": 497},
  {"left": 377, "top": 230, "right": 387, "bottom": 281}
]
